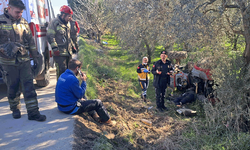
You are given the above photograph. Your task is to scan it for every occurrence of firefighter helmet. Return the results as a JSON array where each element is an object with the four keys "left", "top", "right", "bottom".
[{"left": 60, "top": 5, "right": 73, "bottom": 15}]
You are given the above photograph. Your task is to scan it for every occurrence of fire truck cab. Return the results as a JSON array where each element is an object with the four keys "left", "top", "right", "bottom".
[{"left": 0, "top": 0, "right": 55, "bottom": 87}]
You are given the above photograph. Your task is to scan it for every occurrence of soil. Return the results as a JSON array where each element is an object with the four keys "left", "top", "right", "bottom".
[{"left": 73, "top": 79, "right": 188, "bottom": 150}]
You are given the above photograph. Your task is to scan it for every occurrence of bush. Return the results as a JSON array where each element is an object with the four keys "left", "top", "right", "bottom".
[{"left": 181, "top": 50, "right": 250, "bottom": 149}]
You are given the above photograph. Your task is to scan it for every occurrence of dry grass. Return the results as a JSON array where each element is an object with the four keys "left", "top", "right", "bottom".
[{"left": 73, "top": 78, "right": 189, "bottom": 150}]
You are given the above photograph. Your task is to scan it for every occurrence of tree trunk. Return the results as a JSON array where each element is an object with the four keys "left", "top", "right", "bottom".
[
  {"left": 145, "top": 41, "right": 152, "bottom": 64},
  {"left": 242, "top": 7, "right": 250, "bottom": 64},
  {"left": 232, "top": 35, "right": 238, "bottom": 51},
  {"left": 97, "top": 30, "right": 101, "bottom": 43},
  {"left": 164, "top": 45, "right": 171, "bottom": 54}
]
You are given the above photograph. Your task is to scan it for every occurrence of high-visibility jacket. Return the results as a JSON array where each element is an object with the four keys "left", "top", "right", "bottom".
[
  {"left": 0, "top": 8, "right": 37, "bottom": 65},
  {"left": 137, "top": 64, "right": 150, "bottom": 81},
  {"left": 47, "top": 15, "right": 72, "bottom": 56}
]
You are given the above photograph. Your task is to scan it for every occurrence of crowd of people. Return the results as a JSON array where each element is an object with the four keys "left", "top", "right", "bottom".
[
  {"left": 0, "top": 0, "right": 117, "bottom": 126},
  {"left": 0, "top": 0, "right": 196, "bottom": 126}
]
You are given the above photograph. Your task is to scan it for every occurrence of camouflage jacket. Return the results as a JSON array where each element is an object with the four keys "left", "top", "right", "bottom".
[
  {"left": 47, "top": 15, "right": 72, "bottom": 56},
  {"left": 70, "top": 20, "right": 79, "bottom": 53},
  {"left": 0, "top": 8, "right": 37, "bottom": 65}
]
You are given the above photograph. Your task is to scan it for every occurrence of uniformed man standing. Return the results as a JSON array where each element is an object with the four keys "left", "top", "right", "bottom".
[
  {"left": 0, "top": 0, "right": 46, "bottom": 121},
  {"left": 47, "top": 5, "right": 74, "bottom": 78},
  {"left": 152, "top": 51, "right": 173, "bottom": 112}
]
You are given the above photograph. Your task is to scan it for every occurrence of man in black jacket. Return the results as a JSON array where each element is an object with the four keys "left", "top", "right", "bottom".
[{"left": 152, "top": 51, "right": 173, "bottom": 112}]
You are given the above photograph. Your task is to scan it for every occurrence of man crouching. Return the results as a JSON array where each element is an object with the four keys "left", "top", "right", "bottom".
[{"left": 55, "top": 59, "right": 116, "bottom": 126}]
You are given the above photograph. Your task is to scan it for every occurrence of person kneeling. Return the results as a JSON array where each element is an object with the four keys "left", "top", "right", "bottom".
[{"left": 55, "top": 59, "right": 116, "bottom": 126}]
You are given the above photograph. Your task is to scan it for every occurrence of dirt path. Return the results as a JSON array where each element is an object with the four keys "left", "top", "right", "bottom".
[
  {"left": 0, "top": 69, "right": 75, "bottom": 150},
  {"left": 73, "top": 79, "right": 187, "bottom": 150}
]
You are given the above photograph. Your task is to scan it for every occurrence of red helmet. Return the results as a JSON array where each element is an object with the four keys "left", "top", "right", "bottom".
[{"left": 60, "top": 5, "right": 73, "bottom": 15}]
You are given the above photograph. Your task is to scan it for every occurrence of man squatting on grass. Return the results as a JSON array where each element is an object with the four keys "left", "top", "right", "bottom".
[{"left": 55, "top": 59, "right": 116, "bottom": 126}]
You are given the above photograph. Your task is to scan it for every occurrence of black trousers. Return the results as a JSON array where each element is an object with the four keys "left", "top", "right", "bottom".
[
  {"left": 155, "top": 87, "right": 167, "bottom": 108},
  {"left": 1, "top": 61, "right": 39, "bottom": 112},
  {"left": 174, "top": 93, "right": 195, "bottom": 105},
  {"left": 53, "top": 56, "right": 71, "bottom": 79},
  {"left": 73, "top": 99, "right": 110, "bottom": 122}
]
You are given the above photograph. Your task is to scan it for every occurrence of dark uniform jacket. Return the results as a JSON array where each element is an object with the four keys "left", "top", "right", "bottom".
[
  {"left": 0, "top": 8, "right": 37, "bottom": 65},
  {"left": 47, "top": 15, "right": 72, "bottom": 56},
  {"left": 137, "top": 64, "right": 150, "bottom": 81},
  {"left": 152, "top": 59, "right": 173, "bottom": 88}
]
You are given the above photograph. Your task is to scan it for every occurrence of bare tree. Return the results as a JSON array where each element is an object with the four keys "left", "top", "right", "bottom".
[{"left": 68, "top": 0, "right": 108, "bottom": 43}]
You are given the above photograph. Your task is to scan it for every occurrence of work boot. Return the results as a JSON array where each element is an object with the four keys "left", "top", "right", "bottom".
[
  {"left": 28, "top": 112, "right": 46, "bottom": 122},
  {"left": 143, "top": 95, "right": 148, "bottom": 103},
  {"left": 12, "top": 109, "right": 21, "bottom": 119},
  {"left": 102, "top": 118, "right": 116, "bottom": 126}
]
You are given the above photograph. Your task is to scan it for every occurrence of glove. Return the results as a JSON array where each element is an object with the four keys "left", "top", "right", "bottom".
[
  {"left": 33, "top": 58, "right": 38, "bottom": 70},
  {"left": 53, "top": 50, "right": 60, "bottom": 56},
  {"left": 143, "top": 69, "right": 149, "bottom": 73},
  {"left": 72, "top": 46, "right": 78, "bottom": 54}
]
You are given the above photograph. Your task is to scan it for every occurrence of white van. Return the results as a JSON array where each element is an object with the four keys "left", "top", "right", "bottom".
[{"left": 0, "top": 0, "right": 55, "bottom": 86}]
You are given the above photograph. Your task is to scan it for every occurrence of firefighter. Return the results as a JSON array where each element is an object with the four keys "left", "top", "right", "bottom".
[
  {"left": 0, "top": 0, "right": 46, "bottom": 121},
  {"left": 47, "top": 5, "right": 74, "bottom": 78},
  {"left": 137, "top": 57, "right": 150, "bottom": 102},
  {"left": 152, "top": 51, "right": 173, "bottom": 112},
  {"left": 70, "top": 20, "right": 80, "bottom": 59}
]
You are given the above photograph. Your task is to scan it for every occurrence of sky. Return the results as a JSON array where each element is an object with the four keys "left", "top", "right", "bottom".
[{"left": 50, "top": 0, "right": 68, "bottom": 15}]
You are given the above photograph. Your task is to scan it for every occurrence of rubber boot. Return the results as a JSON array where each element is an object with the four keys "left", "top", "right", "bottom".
[{"left": 28, "top": 110, "right": 46, "bottom": 122}]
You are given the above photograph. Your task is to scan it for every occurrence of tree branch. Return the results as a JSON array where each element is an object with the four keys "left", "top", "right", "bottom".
[
  {"left": 203, "top": 9, "right": 219, "bottom": 14},
  {"left": 224, "top": 5, "right": 240, "bottom": 8},
  {"left": 225, "top": 14, "right": 244, "bottom": 35}
]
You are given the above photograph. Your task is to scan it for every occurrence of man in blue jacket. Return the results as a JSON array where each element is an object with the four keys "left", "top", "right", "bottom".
[{"left": 55, "top": 59, "right": 115, "bottom": 126}]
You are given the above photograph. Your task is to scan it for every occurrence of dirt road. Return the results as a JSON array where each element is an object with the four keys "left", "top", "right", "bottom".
[{"left": 0, "top": 69, "right": 75, "bottom": 150}]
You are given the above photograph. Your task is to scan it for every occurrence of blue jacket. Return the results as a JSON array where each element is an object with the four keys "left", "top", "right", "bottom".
[{"left": 55, "top": 69, "right": 86, "bottom": 114}]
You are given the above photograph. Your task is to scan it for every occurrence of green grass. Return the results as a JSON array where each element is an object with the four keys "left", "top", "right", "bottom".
[{"left": 78, "top": 35, "right": 250, "bottom": 149}]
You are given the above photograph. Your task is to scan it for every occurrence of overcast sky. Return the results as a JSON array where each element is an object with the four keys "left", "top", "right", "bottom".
[{"left": 50, "top": 0, "right": 68, "bottom": 15}]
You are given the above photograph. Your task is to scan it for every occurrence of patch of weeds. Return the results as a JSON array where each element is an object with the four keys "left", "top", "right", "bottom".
[
  {"left": 126, "top": 88, "right": 138, "bottom": 98},
  {"left": 93, "top": 134, "right": 113, "bottom": 150},
  {"left": 133, "top": 122, "right": 139, "bottom": 128},
  {"left": 107, "top": 106, "right": 116, "bottom": 113},
  {"left": 125, "top": 131, "right": 137, "bottom": 145}
]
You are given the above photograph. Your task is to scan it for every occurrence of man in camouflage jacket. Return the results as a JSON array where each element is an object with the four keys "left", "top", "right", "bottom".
[
  {"left": 47, "top": 5, "right": 74, "bottom": 78},
  {"left": 0, "top": 0, "right": 46, "bottom": 121}
]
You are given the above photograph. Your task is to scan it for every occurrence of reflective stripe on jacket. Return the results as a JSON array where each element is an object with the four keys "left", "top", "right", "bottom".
[
  {"left": 47, "top": 15, "right": 72, "bottom": 56},
  {"left": 137, "top": 64, "right": 150, "bottom": 81},
  {"left": 0, "top": 8, "right": 37, "bottom": 65}
]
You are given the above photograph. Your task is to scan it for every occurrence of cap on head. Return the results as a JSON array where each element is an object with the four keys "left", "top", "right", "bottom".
[
  {"left": 60, "top": 5, "right": 73, "bottom": 15},
  {"left": 160, "top": 51, "right": 167, "bottom": 55},
  {"left": 9, "top": 0, "right": 26, "bottom": 10}
]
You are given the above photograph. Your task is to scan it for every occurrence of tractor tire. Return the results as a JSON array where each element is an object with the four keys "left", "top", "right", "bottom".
[
  {"left": 36, "top": 67, "right": 50, "bottom": 87},
  {"left": 36, "top": 60, "right": 50, "bottom": 87}
]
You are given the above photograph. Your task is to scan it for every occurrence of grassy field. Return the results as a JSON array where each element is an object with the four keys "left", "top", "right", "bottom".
[{"left": 73, "top": 35, "right": 250, "bottom": 150}]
